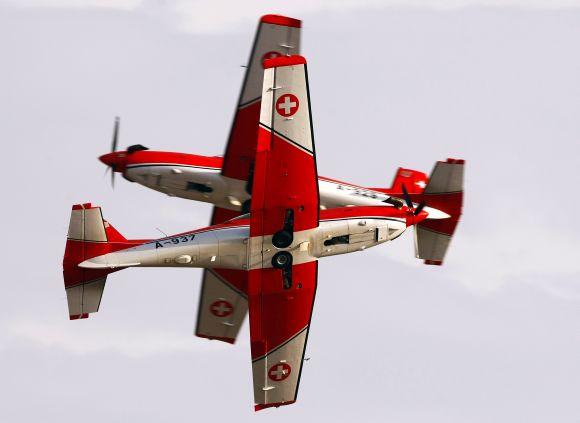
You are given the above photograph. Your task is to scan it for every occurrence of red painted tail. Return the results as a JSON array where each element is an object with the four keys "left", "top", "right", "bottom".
[
  {"left": 415, "top": 159, "right": 464, "bottom": 265},
  {"left": 62, "top": 203, "right": 134, "bottom": 320},
  {"left": 389, "top": 167, "right": 429, "bottom": 194}
]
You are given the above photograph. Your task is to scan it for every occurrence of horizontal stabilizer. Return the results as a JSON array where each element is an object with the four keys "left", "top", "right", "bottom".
[{"left": 66, "top": 277, "right": 106, "bottom": 320}]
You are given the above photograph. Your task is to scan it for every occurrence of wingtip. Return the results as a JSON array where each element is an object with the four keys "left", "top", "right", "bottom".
[
  {"left": 446, "top": 158, "right": 465, "bottom": 165},
  {"left": 263, "top": 55, "right": 307, "bottom": 69},
  {"left": 195, "top": 333, "right": 236, "bottom": 344},
  {"left": 72, "top": 203, "right": 95, "bottom": 210},
  {"left": 254, "top": 400, "right": 296, "bottom": 412},
  {"left": 424, "top": 260, "right": 443, "bottom": 266},
  {"left": 260, "top": 14, "right": 301, "bottom": 28}
]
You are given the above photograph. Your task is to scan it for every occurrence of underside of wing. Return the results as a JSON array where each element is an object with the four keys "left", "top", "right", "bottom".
[
  {"left": 195, "top": 16, "right": 302, "bottom": 343},
  {"left": 221, "top": 15, "right": 301, "bottom": 185},
  {"left": 195, "top": 269, "right": 248, "bottom": 343},
  {"left": 249, "top": 261, "right": 317, "bottom": 410},
  {"left": 248, "top": 55, "right": 319, "bottom": 410}
]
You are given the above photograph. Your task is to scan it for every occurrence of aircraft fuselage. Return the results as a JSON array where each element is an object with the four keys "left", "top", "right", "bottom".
[
  {"left": 79, "top": 207, "right": 415, "bottom": 272},
  {"left": 100, "top": 150, "right": 449, "bottom": 219}
]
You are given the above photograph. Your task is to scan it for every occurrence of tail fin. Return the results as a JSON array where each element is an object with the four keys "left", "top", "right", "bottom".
[
  {"left": 415, "top": 159, "right": 464, "bottom": 265},
  {"left": 390, "top": 168, "right": 429, "bottom": 194},
  {"left": 62, "top": 203, "right": 127, "bottom": 320}
]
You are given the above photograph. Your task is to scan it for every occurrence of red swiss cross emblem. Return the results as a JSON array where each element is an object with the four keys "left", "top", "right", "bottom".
[
  {"left": 268, "top": 362, "right": 292, "bottom": 382},
  {"left": 210, "top": 300, "right": 233, "bottom": 317},
  {"left": 262, "top": 51, "right": 282, "bottom": 67},
  {"left": 276, "top": 94, "right": 299, "bottom": 117}
]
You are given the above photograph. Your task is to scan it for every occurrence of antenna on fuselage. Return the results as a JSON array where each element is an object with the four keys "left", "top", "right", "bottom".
[{"left": 155, "top": 227, "right": 168, "bottom": 237}]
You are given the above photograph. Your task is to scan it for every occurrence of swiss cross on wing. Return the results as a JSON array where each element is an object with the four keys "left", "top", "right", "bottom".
[
  {"left": 268, "top": 362, "right": 292, "bottom": 382},
  {"left": 275, "top": 94, "right": 299, "bottom": 117},
  {"left": 210, "top": 300, "right": 234, "bottom": 317}
]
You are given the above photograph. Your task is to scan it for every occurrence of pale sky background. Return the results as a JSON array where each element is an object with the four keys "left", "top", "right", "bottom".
[{"left": 1, "top": 1, "right": 579, "bottom": 421}]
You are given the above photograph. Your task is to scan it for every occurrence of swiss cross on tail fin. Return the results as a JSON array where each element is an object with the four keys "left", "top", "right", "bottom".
[
  {"left": 390, "top": 168, "right": 429, "bottom": 193},
  {"left": 248, "top": 55, "right": 319, "bottom": 411}
]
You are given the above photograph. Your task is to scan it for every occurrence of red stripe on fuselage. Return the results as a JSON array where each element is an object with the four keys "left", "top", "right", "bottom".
[{"left": 126, "top": 151, "right": 222, "bottom": 169}]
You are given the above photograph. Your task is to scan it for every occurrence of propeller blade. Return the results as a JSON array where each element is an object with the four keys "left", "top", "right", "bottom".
[
  {"left": 414, "top": 201, "right": 426, "bottom": 216},
  {"left": 111, "top": 116, "right": 120, "bottom": 153},
  {"left": 111, "top": 165, "right": 116, "bottom": 188},
  {"left": 401, "top": 184, "right": 414, "bottom": 209}
]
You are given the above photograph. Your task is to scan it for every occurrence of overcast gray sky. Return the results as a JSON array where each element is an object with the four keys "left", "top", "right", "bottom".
[{"left": 1, "top": 1, "right": 579, "bottom": 422}]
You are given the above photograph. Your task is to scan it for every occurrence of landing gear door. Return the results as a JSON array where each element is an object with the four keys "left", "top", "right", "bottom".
[
  {"left": 320, "top": 221, "right": 349, "bottom": 257},
  {"left": 376, "top": 225, "right": 389, "bottom": 242}
]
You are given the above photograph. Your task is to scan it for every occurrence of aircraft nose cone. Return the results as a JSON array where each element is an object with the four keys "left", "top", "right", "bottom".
[
  {"left": 99, "top": 151, "right": 126, "bottom": 170},
  {"left": 415, "top": 210, "right": 429, "bottom": 224},
  {"left": 406, "top": 210, "right": 429, "bottom": 227},
  {"left": 99, "top": 152, "right": 115, "bottom": 166}
]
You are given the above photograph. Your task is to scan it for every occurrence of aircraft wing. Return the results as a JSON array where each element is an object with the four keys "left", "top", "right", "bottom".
[
  {"left": 195, "top": 268, "right": 248, "bottom": 343},
  {"left": 221, "top": 15, "right": 301, "bottom": 184},
  {"left": 248, "top": 55, "right": 319, "bottom": 410},
  {"left": 195, "top": 15, "right": 301, "bottom": 344}
]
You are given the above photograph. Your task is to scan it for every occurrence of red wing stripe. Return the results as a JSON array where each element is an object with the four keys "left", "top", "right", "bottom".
[
  {"left": 260, "top": 14, "right": 301, "bottom": 28},
  {"left": 209, "top": 269, "right": 248, "bottom": 298},
  {"left": 263, "top": 55, "right": 307, "bottom": 68},
  {"left": 258, "top": 123, "right": 313, "bottom": 155},
  {"left": 255, "top": 400, "right": 296, "bottom": 411},
  {"left": 251, "top": 326, "right": 308, "bottom": 363},
  {"left": 238, "top": 96, "right": 261, "bottom": 109}
]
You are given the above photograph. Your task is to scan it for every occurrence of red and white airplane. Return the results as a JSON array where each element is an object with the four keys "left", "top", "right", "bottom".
[
  {"left": 96, "top": 14, "right": 464, "bottom": 332},
  {"left": 64, "top": 16, "right": 464, "bottom": 411}
]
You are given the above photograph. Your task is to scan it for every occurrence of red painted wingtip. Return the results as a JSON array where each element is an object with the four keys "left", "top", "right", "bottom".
[
  {"left": 72, "top": 203, "right": 93, "bottom": 210},
  {"left": 263, "top": 55, "right": 306, "bottom": 69},
  {"left": 446, "top": 158, "right": 465, "bottom": 165},
  {"left": 255, "top": 400, "right": 296, "bottom": 412},
  {"left": 424, "top": 260, "right": 443, "bottom": 266},
  {"left": 261, "top": 14, "right": 301, "bottom": 28},
  {"left": 195, "top": 333, "right": 236, "bottom": 345},
  {"left": 70, "top": 313, "right": 89, "bottom": 320}
]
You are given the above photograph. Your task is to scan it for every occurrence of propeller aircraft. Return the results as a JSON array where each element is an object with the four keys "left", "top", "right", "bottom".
[{"left": 63, "top": 15, "right": 464, "bottom": 411}]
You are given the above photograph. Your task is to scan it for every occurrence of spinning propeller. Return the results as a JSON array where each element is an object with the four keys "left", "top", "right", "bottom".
[
  {"left": 400, "top": 183, "right": 429, "bottom": 258},
  {"left": 106, "top": 116, "right": 120, "bottom": 188},
  {"left": 401, "top": 183, "right": 426, "bottom": 217},
  {"left": 100, "top": 117, "right": 149, "bottom": 188}
]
